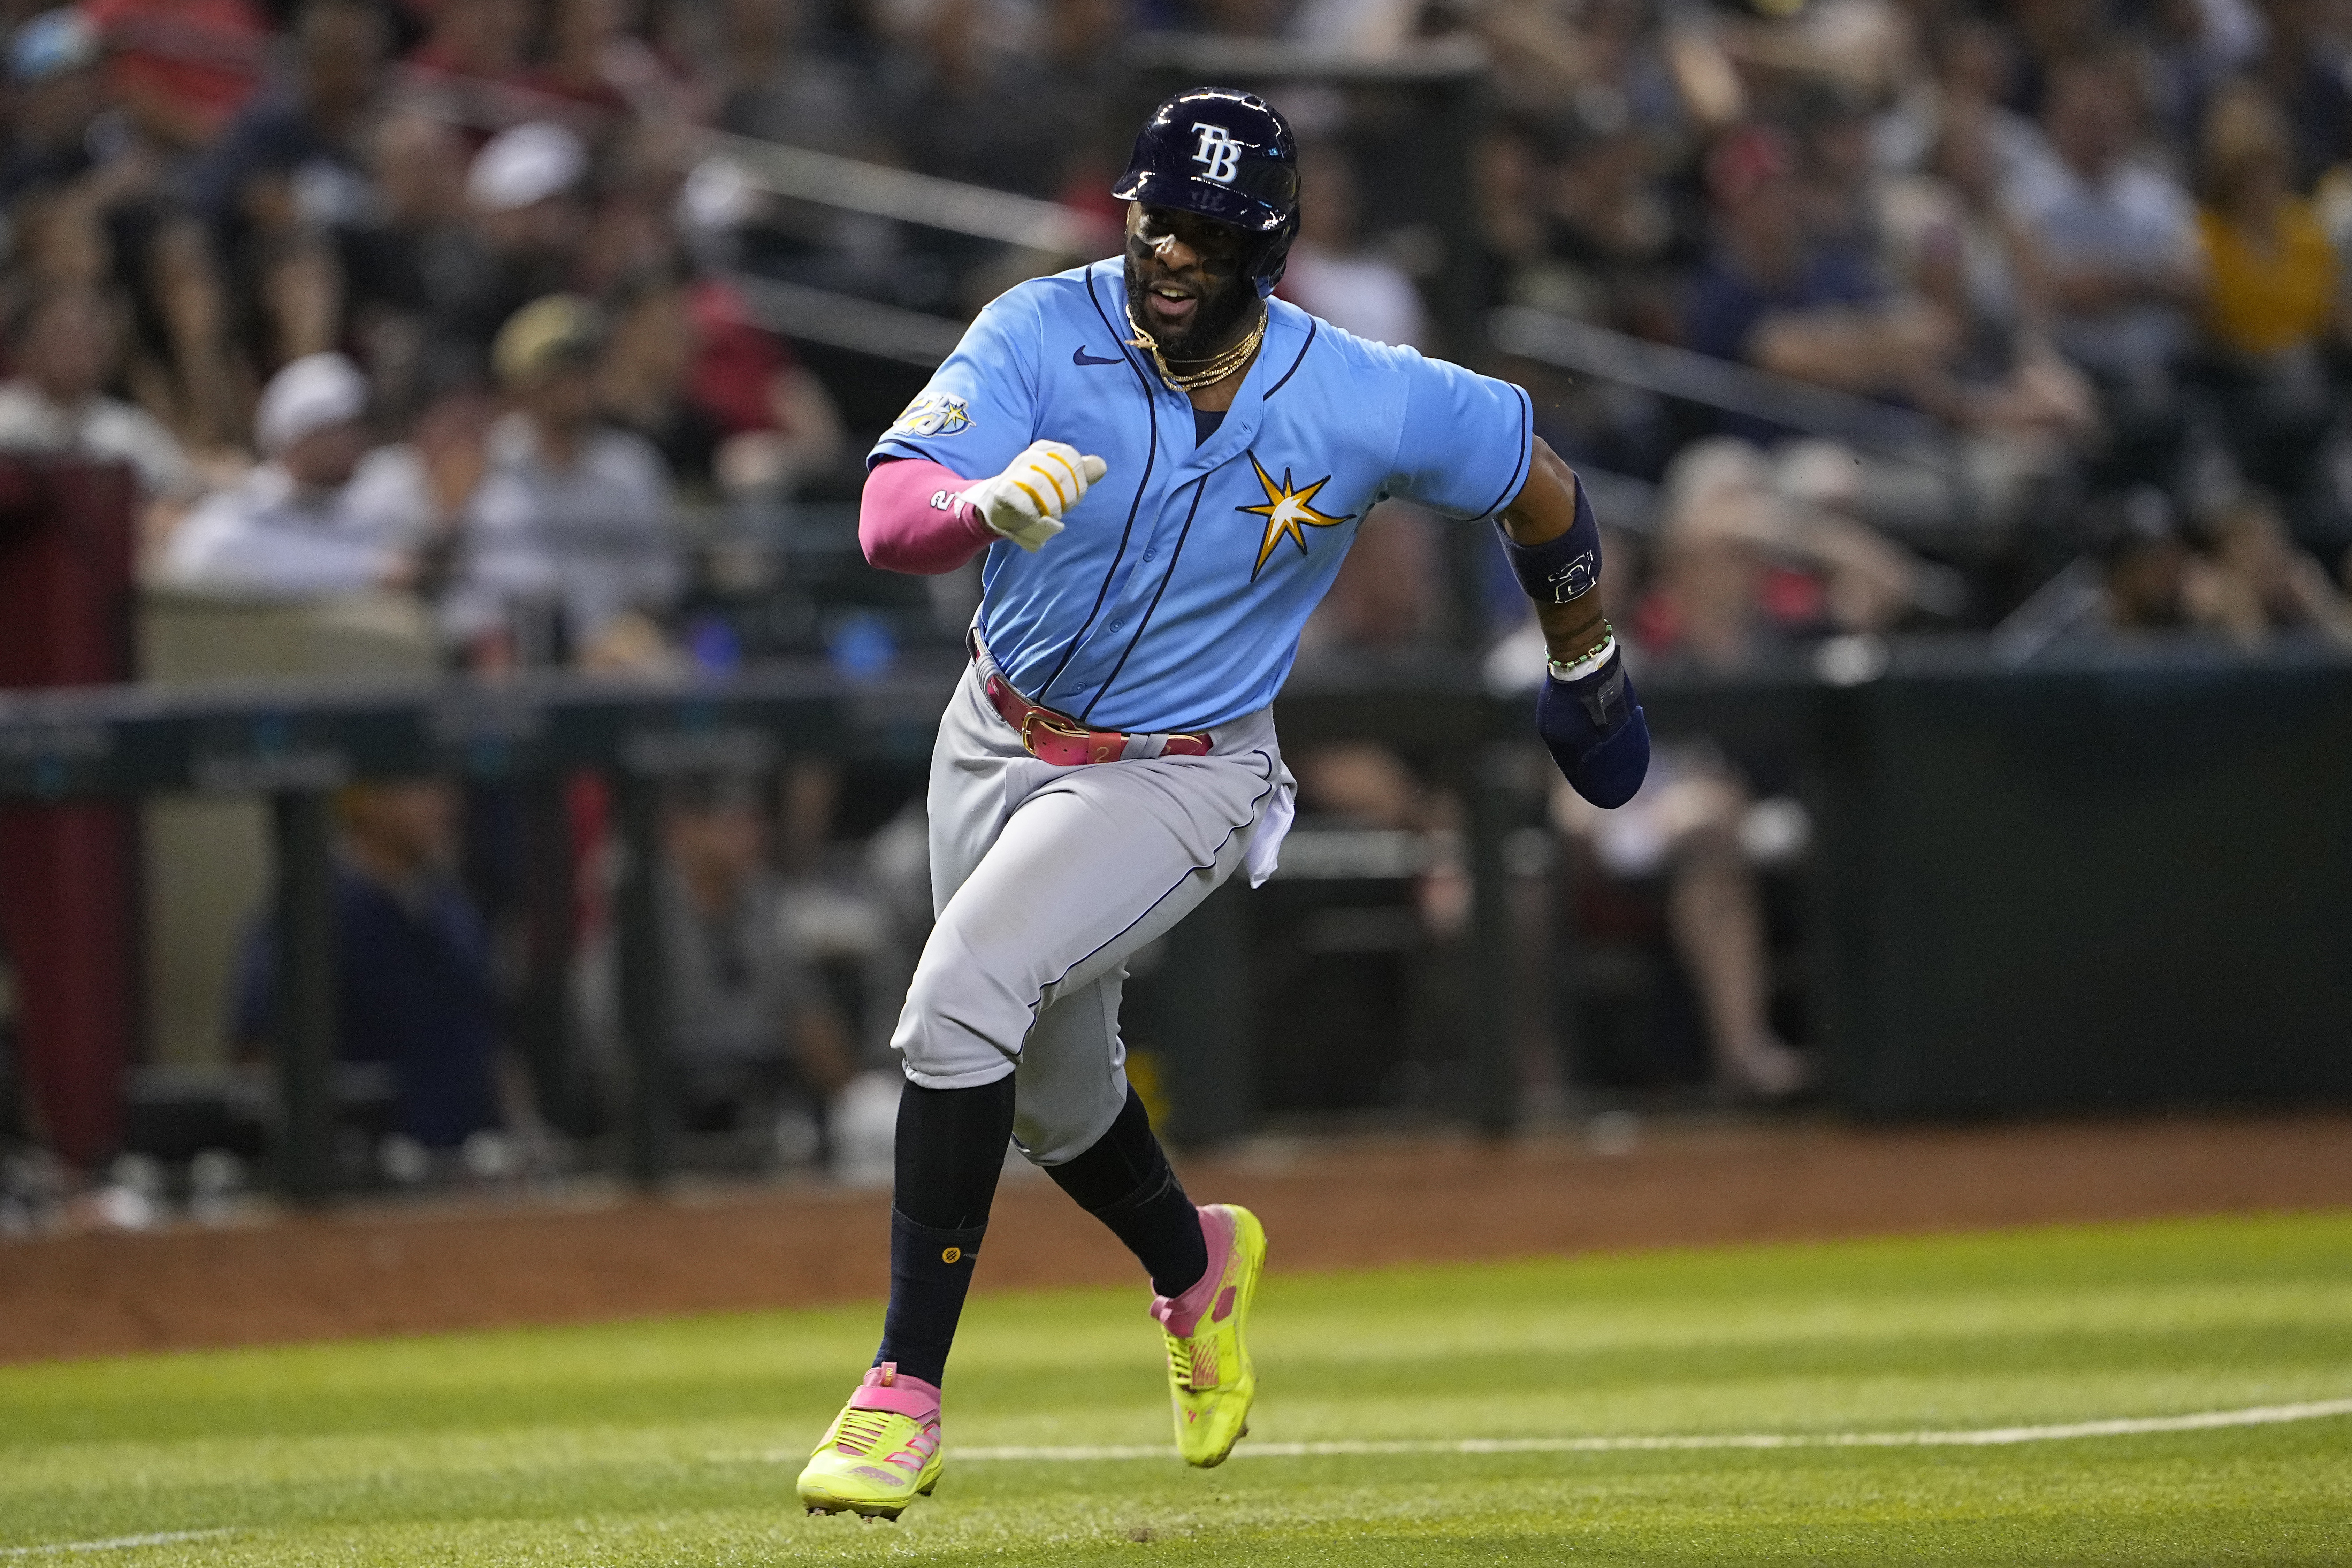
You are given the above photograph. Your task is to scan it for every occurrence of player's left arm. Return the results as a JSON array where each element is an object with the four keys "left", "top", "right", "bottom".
[
  {"left": 1385, "top": 351, "right": 1648, "bottom": 806},
  {"left": 1495, "top": 439, "right": 1651, "bottom": 809},
  {"left": 1496, "top": 442, "right": 1609, "bottom": 661}
]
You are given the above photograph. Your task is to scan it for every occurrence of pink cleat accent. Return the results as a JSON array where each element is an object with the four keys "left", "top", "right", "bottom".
[
  {"left": 846, "top": 1363, "right": 942, "bottom": 1423},
  {"left": 1148, "top": 1203, "right": 1266, "bottom": 1467},
  {"left": 1149, "top": 1206, "right": 1236, "bottom": 1339},
  {"left": 799, "top": 1362, "right": 947, "bottom": 1517}
]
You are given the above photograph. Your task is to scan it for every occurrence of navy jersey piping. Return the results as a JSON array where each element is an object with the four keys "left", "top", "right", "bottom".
[
  {"left": 1034, "top": 271, "right": 1162, "bottom": 703},
  {"left": 1078, "top": 472, "right": 1212, "bottom": 724},
  {"left": 1261, "top": 317, "right": 1318, "bottom": 400},
  {"left": 1471, "top": 382, "right": 1535, "bottom": 519}
]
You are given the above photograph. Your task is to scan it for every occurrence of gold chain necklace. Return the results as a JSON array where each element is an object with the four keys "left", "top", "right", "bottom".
[{"left": 1125, "top": 304, "right": 1267, "bottom": 394}]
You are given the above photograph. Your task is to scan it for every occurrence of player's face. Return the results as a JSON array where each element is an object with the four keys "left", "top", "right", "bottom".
[{"left": 1124, "top": 202, "right": 1258, "bottom": 360}]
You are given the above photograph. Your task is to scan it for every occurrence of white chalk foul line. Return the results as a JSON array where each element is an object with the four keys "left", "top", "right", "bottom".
[
  {"left": 0, "top": 1530, "right": 235, "bottom": 1558},
  {"left": 730, "top": 1397, "right": 2352, "bottom": 1466},
  {"left": 22, "top": 1403, "right": 2346, "bottom": 1558}
]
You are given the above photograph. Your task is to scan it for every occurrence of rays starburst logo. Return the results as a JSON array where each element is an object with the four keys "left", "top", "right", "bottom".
[{"left": 1241, "top": 453, "right": 1351, "bottom": 580}]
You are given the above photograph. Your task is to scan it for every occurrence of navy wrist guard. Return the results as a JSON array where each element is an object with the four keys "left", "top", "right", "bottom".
[
  {"left": 1536, "top": 647, "right": 1651, "bottom": 809},
  {"left": 1496, "top": 474, "right": 1601, "bottom": 604}
]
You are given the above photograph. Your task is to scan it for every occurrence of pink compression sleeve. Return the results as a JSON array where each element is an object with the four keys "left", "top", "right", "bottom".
[{"left": 861, "top": 458, "right": 997, "bottom": 575}]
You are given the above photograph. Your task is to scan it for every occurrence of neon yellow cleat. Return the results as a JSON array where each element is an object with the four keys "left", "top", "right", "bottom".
[
  {"left": 797, "top": 1363, "right": 944, "bottom": 1520},
  {"left": 1150, "top": 1203, "right": 1267, "bottom": 1467}
]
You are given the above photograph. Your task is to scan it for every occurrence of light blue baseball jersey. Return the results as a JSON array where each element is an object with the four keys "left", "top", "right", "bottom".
[{"left": 871, "top": 258, "right": 1534, "bottom": 734}]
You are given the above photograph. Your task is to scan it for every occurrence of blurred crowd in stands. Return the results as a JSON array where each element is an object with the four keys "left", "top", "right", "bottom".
[
  {"left": 5, "top": 0, "right": 2352, "bottom": 659},
  {"left": 10, "top": 0, "right": 2352, "bottom": 1218},
  {"left": 1463, "top": 0, "right": 2352, "bottom": 664}
]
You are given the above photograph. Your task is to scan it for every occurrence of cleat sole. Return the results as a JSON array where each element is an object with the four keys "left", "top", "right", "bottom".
[
  {"left": 805, "top": 1502, "right": 904, "bottom": 1521},
  {"left": 801, "top": 1490, "right": 910, "bottom": 1522}
]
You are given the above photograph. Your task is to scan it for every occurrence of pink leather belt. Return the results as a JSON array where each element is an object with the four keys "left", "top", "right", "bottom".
[{"left": 979, "top": 670, "right": 1211, "bottom": 766}]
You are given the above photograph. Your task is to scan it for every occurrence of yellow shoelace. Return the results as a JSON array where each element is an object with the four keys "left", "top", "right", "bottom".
[
  {"left": 833, "top": 1408, "right": 897, "bottom": 1454},
  {"left": 1164, "top": 1331, "right": 1220, "bottom": 1391}
]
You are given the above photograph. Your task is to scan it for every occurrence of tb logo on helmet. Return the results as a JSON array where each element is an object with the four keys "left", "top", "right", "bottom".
[
  {"left": 1191, "top": 124, "right": 1242, "bottom": 183},
  {"left": 1117, "top": 89, "right": 1301, "bottom": 297}
]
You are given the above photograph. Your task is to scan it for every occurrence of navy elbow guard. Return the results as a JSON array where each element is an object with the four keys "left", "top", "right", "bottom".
[
  {"left": 1496, "top": 472, "right": 1602, "bottom": 603},
  {"left": 1536, "top": 649, "right": 1651, "bottom": 809}
]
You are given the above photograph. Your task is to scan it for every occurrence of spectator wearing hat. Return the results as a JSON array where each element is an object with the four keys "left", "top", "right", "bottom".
[
  {"left": 442, "top": 293, "right": 681, "bottom": 668},
  {"left": 0, "top": 285, "right": 199, "bottom": 504},
  {"left": 420, "top": 121, "right": 594, "bottom": 390},
  {"left": 80, "top": 0, "right": 268, "bottom": 153},
  {"left": 159, "top": 351, "right": 446, "bottom": 596},
  {"left": 0, "top": 8, "right": 111, "bottom": 207},
  {"left": 466, "top": 122, "right": 591, "bottom": 262}
]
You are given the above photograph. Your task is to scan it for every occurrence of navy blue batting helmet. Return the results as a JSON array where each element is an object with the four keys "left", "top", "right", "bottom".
[{"left": 1113, "top": 87, "right": 1300, "bottom": 297}]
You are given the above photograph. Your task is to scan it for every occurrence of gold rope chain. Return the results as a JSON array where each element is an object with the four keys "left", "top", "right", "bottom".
[{"left": 1125, "top": 304, "right": 1268, "bottom": 394}]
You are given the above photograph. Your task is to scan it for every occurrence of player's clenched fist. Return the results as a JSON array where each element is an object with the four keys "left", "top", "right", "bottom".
[{"left": 961, "top": 440, "right": 1109, "bottom": 552}]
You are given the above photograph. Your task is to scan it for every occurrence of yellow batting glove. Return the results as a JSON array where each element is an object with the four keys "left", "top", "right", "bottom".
[{"left": 961, "top": 440, "right": 1109, "bottom": 552}]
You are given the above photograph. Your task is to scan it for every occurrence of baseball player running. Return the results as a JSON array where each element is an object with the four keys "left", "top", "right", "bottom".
[{"left": 797, "top": 87, "right": 1650, "bottom": 1519}]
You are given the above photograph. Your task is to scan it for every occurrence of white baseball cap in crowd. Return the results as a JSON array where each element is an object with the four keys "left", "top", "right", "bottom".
[
  {"left": 8, "top": 8, "right": 99, "bottom": 86},
  {"left": 255, "top": 353, "right": 369, "bottom": 457},
  {"left": 467, "top": 121, "right": 588, "bottom": 213}
]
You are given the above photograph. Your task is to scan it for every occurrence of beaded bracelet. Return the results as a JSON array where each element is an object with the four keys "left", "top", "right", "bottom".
[{"left": 1546, "top": 620, "right": 1617, "bottom": 683}]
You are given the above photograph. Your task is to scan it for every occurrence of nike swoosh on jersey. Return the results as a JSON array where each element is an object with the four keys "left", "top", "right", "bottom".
[{"left": 1072, "top": 346, "right": 1125, "bottom": 366}]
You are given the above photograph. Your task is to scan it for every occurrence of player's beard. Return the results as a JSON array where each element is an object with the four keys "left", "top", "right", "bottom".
[{"left": 1124, "top": 261, "right": 1260, "bottom": 366}]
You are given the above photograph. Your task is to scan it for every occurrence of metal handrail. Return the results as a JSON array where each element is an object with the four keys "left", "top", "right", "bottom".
[
  {"left": 1125, "top": 31, "right": 1489, "bottom": 79},
  {"left": 1488, "top": 305, "right": 1955, "bottom": 464},
  {"left": 391, "top": 67, "right": 1115, "bottom": 258},
  {"left": 394, "top": 74, "right": 1100, "bottom": 366},
  {"left": 724, "top": 274, "right": 965, "bottom": 368},
  {"left": 701, "top": 130, "right": 1115, "bottom": 257}
]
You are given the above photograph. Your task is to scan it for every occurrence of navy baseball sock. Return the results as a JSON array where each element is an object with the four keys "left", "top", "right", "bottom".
[
  {"left": 1046, "top": 1086, "right": 1209, "bottom": 1300},
  {"left": 875, "top": 1076, "right": 1016, "bottom": 1387}
]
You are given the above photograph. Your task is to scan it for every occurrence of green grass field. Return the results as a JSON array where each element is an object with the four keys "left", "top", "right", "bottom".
[{"left": 4, "top": 1211, "right": 2350, "bottom": 1565}]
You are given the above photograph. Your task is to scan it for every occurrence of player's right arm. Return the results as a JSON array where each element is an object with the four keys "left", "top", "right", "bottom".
[
  {"left": 860, "top": 285, "right": 1107, "bottom": 574},
  {"left": 862, "top": 443, "right": 1108, "bottom": 572}
]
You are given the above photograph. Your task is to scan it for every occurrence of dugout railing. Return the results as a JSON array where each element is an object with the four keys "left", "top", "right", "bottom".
[
  {"left": 0, "top": 656, "right": 1543, "bottom": 1201},
  {"left": 6, "top": 638, "right": 2350, "bottom": 1201}
]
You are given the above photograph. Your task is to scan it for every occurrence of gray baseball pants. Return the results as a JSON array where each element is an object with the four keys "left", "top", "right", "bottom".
[{"left": 892, "top": 652, "right": 1294, "bottom": 1164}]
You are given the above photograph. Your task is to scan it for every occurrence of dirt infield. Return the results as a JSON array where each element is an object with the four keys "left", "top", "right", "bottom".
[{"left": 5, "top": 1111, "right": 2350, "bottom": 1364}]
